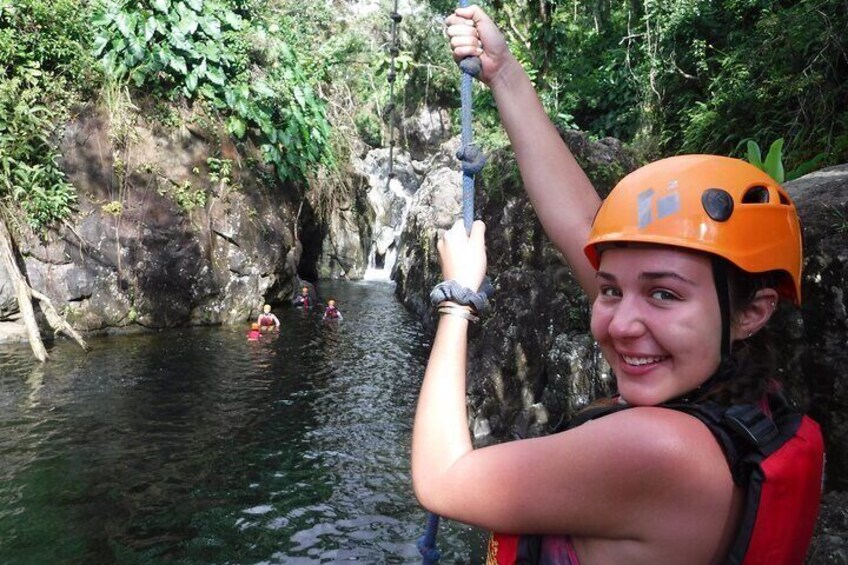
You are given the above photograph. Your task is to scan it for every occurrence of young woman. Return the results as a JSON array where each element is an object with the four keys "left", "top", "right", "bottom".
[{"left": 411, "top": 6, "right": 823, "bottom": 563}]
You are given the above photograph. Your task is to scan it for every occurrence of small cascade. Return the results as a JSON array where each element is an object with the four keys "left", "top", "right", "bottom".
[{"left": 363, "top": 174, "right": 413, "bottom": 281}]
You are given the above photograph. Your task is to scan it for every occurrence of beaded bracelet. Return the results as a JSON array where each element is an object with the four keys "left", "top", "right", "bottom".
[{"left": 437, "top": 305, "right": 479, "bottom": 323}]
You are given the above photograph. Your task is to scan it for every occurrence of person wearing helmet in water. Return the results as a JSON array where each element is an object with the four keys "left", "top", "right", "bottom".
[
  {"left": 257, "top": 304, "right": 280, "bottom": 332},
  {"left": 292, "top": 286, "right": 312, "bottom": 310},
  {"left": 411, "top": 6, "right": 824, "bottom": 564},
  {"left": 323, "top": 299, "right": 343, "bottom": 321},
  {"left": 246, "top": 322, "right": 262, "bottom": 341}
]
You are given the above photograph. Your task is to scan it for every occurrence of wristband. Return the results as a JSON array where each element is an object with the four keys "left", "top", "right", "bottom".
[{"left": 430, "top": 279, "right": 492, "bottom": 314}]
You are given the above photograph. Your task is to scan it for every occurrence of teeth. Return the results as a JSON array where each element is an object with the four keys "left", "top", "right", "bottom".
[{"left": 622, "top": 355, "right": 665, "bottom": 366}]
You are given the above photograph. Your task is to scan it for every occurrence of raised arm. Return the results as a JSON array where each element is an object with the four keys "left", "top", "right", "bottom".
[{"left": 446, "top": 6, "right": 601, "bottom": 298}]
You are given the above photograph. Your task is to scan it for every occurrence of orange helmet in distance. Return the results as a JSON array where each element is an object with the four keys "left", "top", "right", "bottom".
[{"left": 584, "top": 155, "right": 802, "bottom": 304}]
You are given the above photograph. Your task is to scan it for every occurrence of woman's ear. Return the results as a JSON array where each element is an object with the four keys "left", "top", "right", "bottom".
[{"left": 731, "top": 288, "right": 780, "bottom": 341}]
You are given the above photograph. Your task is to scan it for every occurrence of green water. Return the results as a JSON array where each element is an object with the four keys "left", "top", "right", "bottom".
[{"left": 0, "top": 281, "right": 486, "bottom": 564}]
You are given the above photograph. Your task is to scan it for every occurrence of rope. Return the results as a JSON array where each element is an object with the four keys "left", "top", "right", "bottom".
[
  {"left": 455, "top": 0, "right": 485, "bottom": 233},
  {"left": 417, "top": 3, "right": 485, "bottom": 564},
  {"left": 386, "top": 1, "right": 402, "bottom": 183}
]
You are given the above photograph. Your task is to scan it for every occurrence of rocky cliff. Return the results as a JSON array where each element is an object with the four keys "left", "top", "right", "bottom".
[{"left": 0, "top": 104, "right": 304, "bottom": 339}]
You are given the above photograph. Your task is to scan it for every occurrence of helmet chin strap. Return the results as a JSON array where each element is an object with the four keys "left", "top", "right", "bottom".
[{"left": 712, "top": 256, "right": 733, "bottom": 359}]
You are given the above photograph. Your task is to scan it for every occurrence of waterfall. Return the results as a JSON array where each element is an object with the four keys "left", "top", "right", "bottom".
[{"left": 363, "top": 174, "right": 413, "bottom": 281}]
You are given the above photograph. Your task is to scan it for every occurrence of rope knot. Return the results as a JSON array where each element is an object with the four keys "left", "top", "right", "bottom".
[
  {"left": 456, "top": 144, "right": 487, "bottom": 175},
  {"left": 458, "top": 56, "right": 482, "bottom": 78}
]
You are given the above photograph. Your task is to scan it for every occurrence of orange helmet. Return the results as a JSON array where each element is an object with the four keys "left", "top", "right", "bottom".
[{"left": 584, "top": 155, "right": 802, "bottom": 304}]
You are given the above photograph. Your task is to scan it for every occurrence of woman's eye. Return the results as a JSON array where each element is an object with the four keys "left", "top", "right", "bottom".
[
  {"left": 650, "top": 289, "right": 680, "bottom": 301},
  {"left": 600, "top": 286, "right": 621, "bottom": 298}
]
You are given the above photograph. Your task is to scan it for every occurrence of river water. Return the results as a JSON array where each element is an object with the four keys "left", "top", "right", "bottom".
[{"left": 0, "top": 281, "right": 487, "bottom": 564}]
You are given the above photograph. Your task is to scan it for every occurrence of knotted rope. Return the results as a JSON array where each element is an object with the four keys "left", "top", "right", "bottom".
[
  {"left": 456, "top": 47, "right": 484, "bottom": 233},
  {"left": 417, "top": 3, "right": 485, "bottom": 564},
  {"left": 386, "top": 0, "right": 402, "bottom": 183}
]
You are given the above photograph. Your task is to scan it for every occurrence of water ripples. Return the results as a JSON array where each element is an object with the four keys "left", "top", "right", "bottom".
[{"left": 0, "top": 281, "right": 486, "bottom": 563}]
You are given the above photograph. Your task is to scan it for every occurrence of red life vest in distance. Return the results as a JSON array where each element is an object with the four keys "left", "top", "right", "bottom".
[{"left": 488, "top": 395, "right": 825, "bottom": 565}]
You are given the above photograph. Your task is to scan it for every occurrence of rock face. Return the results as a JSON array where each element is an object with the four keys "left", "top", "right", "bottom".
[
  {"left": 779, "top": 165, "right": 848, "bottom": 490},
  {"left": 395, "top": 130, "right": 638, "bottom": 439},
  {"left": 395, "top": 133, "right": 848, "bottom": 560},
  {"left": 0, "top": 105, "right": 302, "bottom": 336}
]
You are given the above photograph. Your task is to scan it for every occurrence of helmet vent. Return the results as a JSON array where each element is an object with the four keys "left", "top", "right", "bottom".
[
  {"left": 742, "top": 185, "right": 770, "bottom": 204},
  {"left": 778, "top": 191, "right": 790, "bottom": 205},
  {"left": 702, "top": 188, "right": 734, "bottom": 222}
]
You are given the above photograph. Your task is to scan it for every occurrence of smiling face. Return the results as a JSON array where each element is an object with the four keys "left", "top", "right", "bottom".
[{"left": 590, "top": 246, "right": 723, "bottom": 406}]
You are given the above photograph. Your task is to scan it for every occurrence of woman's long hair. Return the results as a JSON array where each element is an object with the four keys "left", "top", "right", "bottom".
[{"left": 698, "top": 260, "right": 783, "bottom": 405}]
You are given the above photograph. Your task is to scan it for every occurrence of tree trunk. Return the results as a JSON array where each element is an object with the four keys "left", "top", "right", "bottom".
[
  {"left": 0, "top": 218, "right": 48, "bottom": 361},
  {"left": 31, "top": 288, "right": 89, "bottom": 352}
]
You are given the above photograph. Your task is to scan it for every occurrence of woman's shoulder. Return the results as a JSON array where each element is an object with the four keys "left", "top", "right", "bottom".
[{"left": 573, "top": 405, "right": 734, "bottom": 488}]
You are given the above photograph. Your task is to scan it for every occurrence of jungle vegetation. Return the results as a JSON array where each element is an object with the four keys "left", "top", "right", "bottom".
[{"left": 1, "top": 0, "right": 846, "bottom": 230}]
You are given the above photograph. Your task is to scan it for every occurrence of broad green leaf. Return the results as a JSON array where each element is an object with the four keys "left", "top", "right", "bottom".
[
  {"left": 224, "top": 88, "right": 236, "bottom": 106},
  {"left": 178, "top": 13, "right": 199, "bottom": 35},
  {"left": 228, "top": 116, "right": 246, "bottom": 138},
  {"left": 92, "top": 36, "right": 109, "bottom": 57},
  {"left": 763, "top": 138, "right": 785, "bottom": 183},
  {"left": 746, "top": 140, "right": 763, "bottom": 170},
  {"left": 196, "top": 58, "right": 207, "bottom": 78},
  {"left": 155, "top": 46, "right": 172, "bottom": 66},
  {"left": 185, "top": 70, "right": 198, "bottom": 93},
  {"left": 92, "top": 12, "right": 115, "bottom": 27},
  {"left": 206, "top": 66, "right": 226, "bottom": 86},
  {"left": 223, "top": 11, "right": 243, "bottom": 30},
  {"left": 153, "top": 0, "right": 170, "bottom": 13},
  {"left": 116, "top": 12, "right": 133, "bottom": 37},
  {"left": 185, "top": 0, "right": 203, "bottom": 11},
  {"left": 198, "top": 16, "right": 221, "bottom": 38},
  {"left": 144, "top": 16, "right": 158, "bottom": 42},
  {"left": 168, "top": 30, "right": 190, "bottom": 51},
  {"left": 251, "top": 80, "right": 275, "bottom": 99},
  {"left": 169, "top": 55, "right": 188, "bottom": 75}
]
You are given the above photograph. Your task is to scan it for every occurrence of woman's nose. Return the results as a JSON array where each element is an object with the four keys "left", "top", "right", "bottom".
[{"left": 607, "top": 297, "right": 647, "bottom": 339}]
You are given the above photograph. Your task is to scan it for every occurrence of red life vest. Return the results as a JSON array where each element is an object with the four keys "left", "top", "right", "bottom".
[
  {"left": 324, "top": 306, "right": 340, "bottom": 319},
  {"left": 488, "top": 395, "right": 824, "bottom": 565}
]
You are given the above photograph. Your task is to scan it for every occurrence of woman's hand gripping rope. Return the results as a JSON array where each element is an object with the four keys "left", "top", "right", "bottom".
[{"left": 438, "top": 220, "right": 487, "bottom": 295}]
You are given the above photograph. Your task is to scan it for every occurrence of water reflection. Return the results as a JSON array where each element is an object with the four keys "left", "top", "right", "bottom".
[{"left": 0, "top": 281, "right": 486, "bottom": 564}]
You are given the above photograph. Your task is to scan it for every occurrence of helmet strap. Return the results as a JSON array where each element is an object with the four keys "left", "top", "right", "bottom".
[{"left": 712, "top": 256, "right": 732, "bottom": 359}]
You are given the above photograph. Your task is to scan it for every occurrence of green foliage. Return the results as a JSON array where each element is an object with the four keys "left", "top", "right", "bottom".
[
  {"left": 158, "top": 179, "right": 207, "bottom": 214},
  {"left": 746, "top": 138, "right": 785, "bottom": 183},
  {"left": 206, "top": 157, "right": 233, "bottom": 185},
  {"left": 429, "top": 0, "right": 847, "bottom": 175},
  {"left": 93, "top": 0, "right": 333, "bottom": 183},
  {"left": 630, "top": 0, "right": 847, "bottom": 169},
  {"left": 354, "top": 111, "right": 382, "bottom": 148},
  {"left": 0, "top": 70, "right": 76, "bottom": 230},
  {"left": 0, "top": 0, "right": 96, "bottom": 229},
  {"left": 0, "top": 0, "right": 98, "bottom": 91},
  {"left": 745, "top": 137, "right": 830, "bottom": 182},
  {"left": 102, "top": 200, "right": 124, "bottom": 215}
]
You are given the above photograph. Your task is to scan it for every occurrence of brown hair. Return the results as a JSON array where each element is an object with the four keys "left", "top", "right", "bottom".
[{"left": 698, "top": 261, "right": 783, "bottom": 404}]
